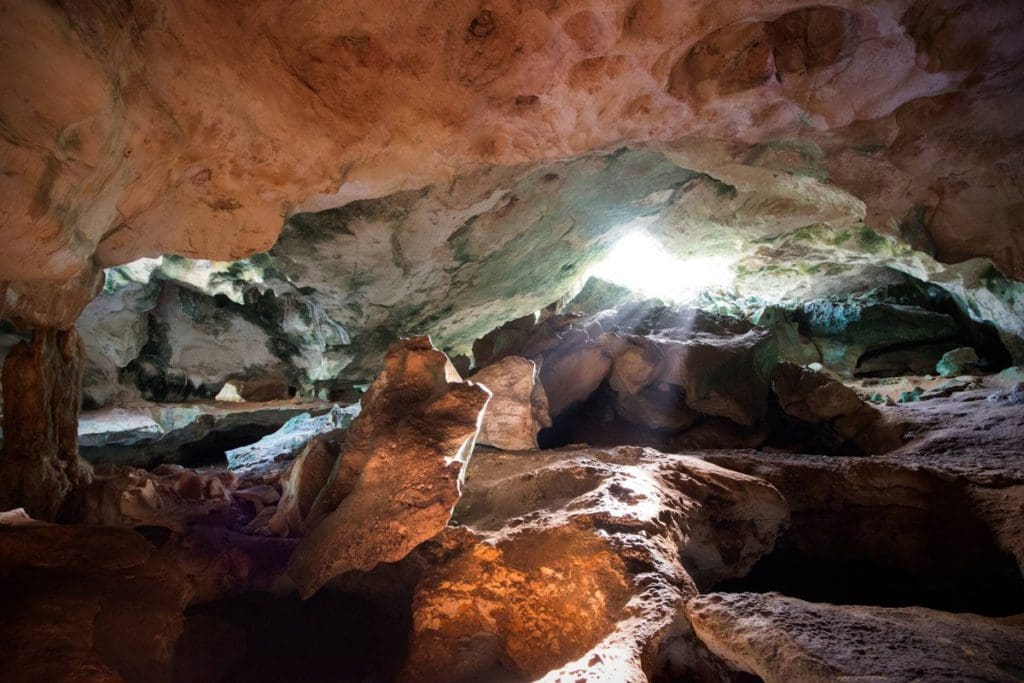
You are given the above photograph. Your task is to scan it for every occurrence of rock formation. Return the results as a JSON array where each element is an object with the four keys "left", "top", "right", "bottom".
[
  {"left": 2, "top": 1, "right": 1024, "bottom": 681},
  {"left": 401, "top": 447, "right": 789, "bottom": 682},
  {"left": 0, "top": 328, "right": 88, "bottom": 520},
  {"left": 288, "top": 336, "right": 491, "bottom": 597},
  {"left": 688, "top": 593, "right": 1024, "bottom": 682},
  {"left": 470, "top": 355, "right": 550, "bottom": 450}
]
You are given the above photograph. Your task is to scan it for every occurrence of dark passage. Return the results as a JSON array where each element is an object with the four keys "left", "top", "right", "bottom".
[
  {"left": 715, "top": 543, "right": 1024, "bottom": 617},
  {"left": 172, "top": 588, "right": 411, "bottom": 683}
]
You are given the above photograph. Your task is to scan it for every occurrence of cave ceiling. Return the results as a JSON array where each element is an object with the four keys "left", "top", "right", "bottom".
[{"left": 1, "top": 0, "right": 1023, "bottom": 331}]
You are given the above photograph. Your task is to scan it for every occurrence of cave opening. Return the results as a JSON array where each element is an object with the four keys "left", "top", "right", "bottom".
[{"left": 586, "top": 230, "right": 735, "bottom": 303}]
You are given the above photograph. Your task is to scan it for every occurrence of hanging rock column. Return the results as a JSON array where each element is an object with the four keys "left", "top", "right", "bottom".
[{"left": 0, "top": 327, "right": 87, "bottom": 520}]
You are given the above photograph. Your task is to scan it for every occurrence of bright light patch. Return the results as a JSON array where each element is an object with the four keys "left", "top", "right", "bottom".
[{"left": 588, "top": 231, "right": 734, "bottom": 302}]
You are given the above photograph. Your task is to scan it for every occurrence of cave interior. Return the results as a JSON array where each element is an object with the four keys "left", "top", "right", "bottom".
[{"left": 2, "top": 2, "right": 1024, "bottom": 682}]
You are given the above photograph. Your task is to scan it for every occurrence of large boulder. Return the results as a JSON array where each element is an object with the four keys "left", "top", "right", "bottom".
[
  {"left": 606, "top": 325, "right": 778, "bottom": 428},
  {"left": 937, "top": 346, "right": 981, "bottom": 377},
  {"left": 471, "top": 356, "right": 551, "bottom": 450},
  {"left": 538, "top": 333, "right": 614, "bottom": 417},
  {"left": 287, "top": 336, "right": 491, "bottom": 598}
]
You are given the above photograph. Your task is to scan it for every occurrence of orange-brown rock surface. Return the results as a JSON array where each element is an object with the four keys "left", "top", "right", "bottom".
[
  {"left": 2, "top": 0, "right": 1023, "bottom": 329},
  {"left": 400, "top": 447, "right": 789, "bottom": 682},
  {"left": 0, "top": 327, "right": 89, "bottom": 520},
  {"left": 287, "top": 336, "right": 491, "bottom": 597}
]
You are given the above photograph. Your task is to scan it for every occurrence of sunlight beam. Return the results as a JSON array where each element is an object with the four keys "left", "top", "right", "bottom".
[{"left": 588, "top": 231, "right": 734, "bottom": 302}]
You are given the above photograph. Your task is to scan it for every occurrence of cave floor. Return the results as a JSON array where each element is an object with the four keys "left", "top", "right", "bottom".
[{"left": 2, "top": 377, "right": 1023, "bottom": 682}]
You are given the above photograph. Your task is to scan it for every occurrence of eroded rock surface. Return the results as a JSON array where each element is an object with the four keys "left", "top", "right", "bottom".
[
  {"left": 78, "top": 400, "right": 327, "bottom": 468},
  {"left": 288, "top": 336, "right": 491, "bottom": 598},
  {"left": 401, "top": 447, "right": 788, "bottom": 682},
  {"left": 225, "top": 403, "right": 359, "bottom": 478},
  {"left": 3, "top": 0, "right": 1024, "bottom": 327},
  {"left": 688, "top": 592, "right": 1024, "bottom": 682},
  {"left": 471, "top": 355, "right": 550, "bottom": 450},
  {"left": 0, "top": 328, "right": 89, "bottom": 521},
  {"left": 0, "top": 518, "right": 293, "bottom": 683},
  {"left": 773, "top": 361, "right": 902, "bottom": 454}
]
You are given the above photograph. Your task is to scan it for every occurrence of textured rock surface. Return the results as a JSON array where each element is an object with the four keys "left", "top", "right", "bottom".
[
  {"left": 78, "top": 400, "right": 326, "bottom": 468},
  {"left": 471, "top": 356, "right": 550, "bottom": 451},
  {"left": 688, "top": 593, "right": 1024, "bottom": 682},
  {"left": 937, "top": 345, "right": 980, "bottom": 377},
  {"left": 0, "top": 380, "right": 1021, "bottom": 681},
  {"left": 0, "top": 518, "right": 294, "bottom": 683},
  {"left": 263, "top": 435, "right": 342, "bottom": 538},
  {"left": 0, "top": 328, "right": 88, "bottom": 520},
  {"left": 473, "top": 301, "right": 908, "bottom": 454},
  {"left": 225, "top": 403, "right": 359, "bottom": 477},
  {"left": 773, "top": 361, "right": 902, "bottom": 454},
  {"left": 288, "top": 337, "right": 491, "bottom": 597},
  {"left": 606, "top": 323, "right": 778, "bottom": 427},
  {"left": 401, "top": 447, "right": 788, "bottom": 682},
  {"left": 69, "top": 221, "right": 1024, "bottom": 407},
  {"left": 3, "top": 0, "right": 1024, "bottom": 324}
]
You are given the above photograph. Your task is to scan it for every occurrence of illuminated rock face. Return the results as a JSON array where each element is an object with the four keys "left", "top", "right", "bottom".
[
  {"left": 470, "top": 356, "right": 551, "bottom": 451},
  {"left": 401, "top": 447, "right": 789, "bottom": 682},
  {"left": 287, "top": 336, "right": 491, "bottom": 598},
  {"left": 2, "top": 0, "right": 1024, "bottom": 330},
  {"left": 1, "top": 3, "right": 1024, "bottom": 680}
]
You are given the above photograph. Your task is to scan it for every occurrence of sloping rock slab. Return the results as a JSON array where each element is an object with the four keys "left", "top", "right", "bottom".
[
  {"left": 79, "top": 401, "right": 328, "bottom": 468},
  {"left": 471, "top": 355, "right": 551, "bottom": 450},
  {"left": 687, "top": 592, "right": 1024, "bottom": 682}
]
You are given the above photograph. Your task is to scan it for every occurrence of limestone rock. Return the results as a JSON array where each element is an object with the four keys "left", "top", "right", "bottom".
[
  {"left": 400, "top": 447, "right": 788, "bottom": 682},
  {"left": 773, "top": 362, "right": 863, "bottom": 421},
  {"left": 795, "top": 300, "right": 960, "bottom": 376},
  {"left": 471, "top": 356, "right": 550, "bottom": 450},
  {"left": 263, "top": 435, "right": 342, "bottom": 537},
  {"left": 607, "top": 325, "right": 778, "bottom": 428},
  {"left": 687, "top": 593, "right": 1024, "bottom": 682},
  {"left": 772, "top": 361, "right": 902, "bottom": 454},
  {"left": 0, "top": 328, "right": 89, "bottom": 521},
  {"left": 855, "top": 341, "right": 958, "bottom": 376},
  {"left": 703, "top": 449, "right": 1024, "bottom": 589},
  {"left": 288, "top": 336, "right": 491, "bottom": 598},
  {"left": 79, "top": 401, "right": 320, "bottom": 468},
  {"left": 937, "top": 346, "right": 980, "bottom": 377},
  {"left": 225, "top": 404, "right": 360, "bottom": 477},
  {"left": 215, "top": 376, "right": 291, "bottom": 403},
  {"left": 71, "top": 464, "right": 240, "bottom": 532},
  {"left": 540, "top": 337, "right": 614, "bottom": 417},
  {"left": 0, "top": 519, "right": 294, "bottom": 683}
]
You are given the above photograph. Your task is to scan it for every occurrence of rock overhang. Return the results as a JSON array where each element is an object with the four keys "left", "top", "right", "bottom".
[{"left": 2, "top": 0, "right": 1024, "bottom": 332}]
